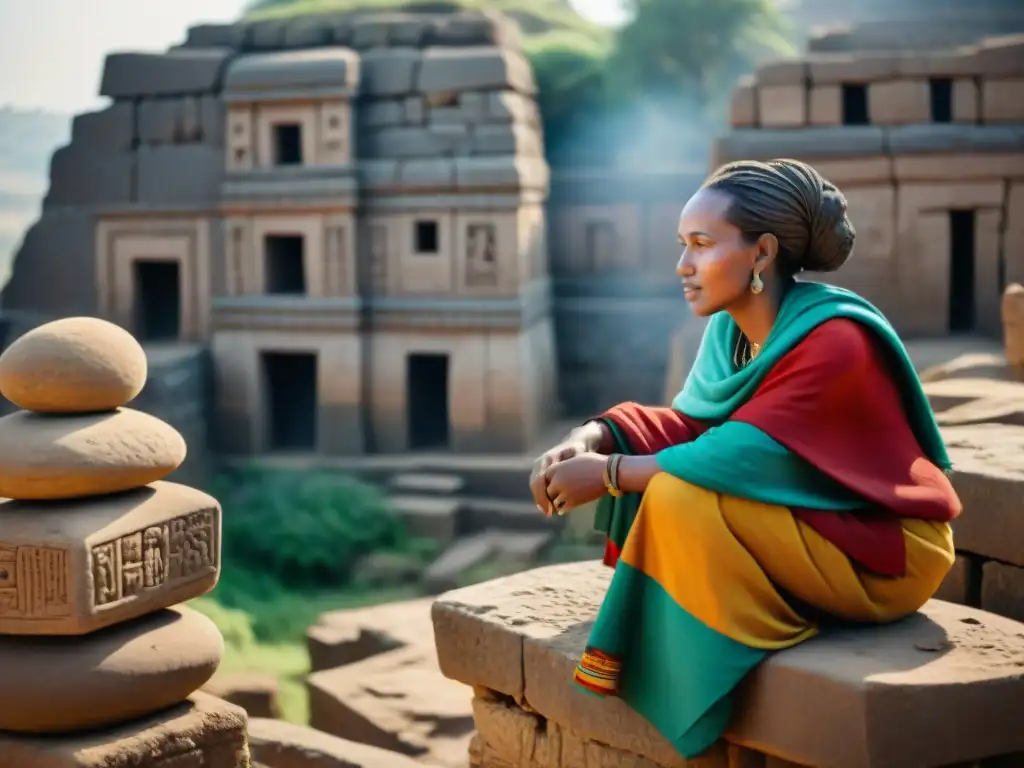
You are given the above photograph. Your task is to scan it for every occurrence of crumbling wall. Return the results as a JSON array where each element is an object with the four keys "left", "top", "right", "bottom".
[{"left": 716, "top": 34, "right": 1024, "bottom": 338}]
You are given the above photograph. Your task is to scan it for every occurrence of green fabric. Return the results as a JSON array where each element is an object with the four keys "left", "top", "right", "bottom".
[{"left": 579, "top": 560, "right": 767, "bottom": 757}]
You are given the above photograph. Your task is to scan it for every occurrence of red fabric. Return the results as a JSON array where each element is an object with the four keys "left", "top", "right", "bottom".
[{"left": 596, "top": 319, "right": 962, "bottom": 577}]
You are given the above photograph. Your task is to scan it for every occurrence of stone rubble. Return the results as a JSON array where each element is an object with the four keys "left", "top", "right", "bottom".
[{"left": 0, "top": 316, "right": 247, "bottom": 766}]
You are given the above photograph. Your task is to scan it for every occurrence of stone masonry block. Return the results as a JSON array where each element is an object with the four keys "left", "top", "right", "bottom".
[
  {"left": 100, "top": 49, "right": 231, "bottom": 98},
  {"left": 398, "top": 158, "right": 456, "bottom": 187},
  {"left": 361, "top": 99, "right": 406, "bottom": 128},
  {"left": 430, "top": 11, "right": 520, "bottom": 49},
  {"left": 471, "top": 124, "right": 541, "bottom": 156},
  {"left": 138, "top": 98, "right": 185, "bottom": 145},
  {"left": 944, "top": 424, "right": 1024, "bottom": 566},
  {"left": 982, "top": 79, "right": 1024, "bottom": 123},
  {"left": 933, "top": 554, "right": 975, "bottom": 605},
  {"left": 809, "top": 85, "right": 842, "bottom": 126},
  {"left": 249, "top": 718, "right": 426, "bottom": 768},
  {"left": 360, "top": 48, "right": 421, "bottom": 96},
  {"left": 243, "top": 18, "right": 288, "bottom": 51},
  {"left": 729, "top": 76, "right": 757, "bottom": 127},
  {"left": 455, "top": 156, "right": 548, "bottom": 190},
  {"left": 405, "top": 95, "right": 426, "bottom": 124},
  {"left": 974, "top": 36, "right": 1024, "bottom": 78},
  {"left": 70, "top": 103, "right": 135, "bottom": 152},
  {"left": 754, "top": 59, "right": 806, "bottom": 87},
  {"left": 363, "top": 126, "right": 452, "bottom": 158},
  {"left": 350, "top": 16, "right": 398, "bottom": 50},
  {"left": 868, "top": 79, "right": 931, "bottom": 124},
  {"left": 953, "top": 78, "right": 980, "bottom": 123},
  {"left": 0, "top": 207, "right": 97, "bottom": 317},
  {"left": 137, "top": 145, "right": 223, "bottom": 205},
  {"left": 46, "top": 146, "right": 134, "bottom": 206},
  {"left": 0, "top": 693, "right": 249, "bottom": 768},
  {"left": 282, "top": 14, "right": 335, "bottom": 49},
  {"left": 198, "top": 95, "right": 225, "bottom": 145},
  {"left": 808, "top": 54, "right": 901, "bottom": 84},
  {"left": 392, "top": 16, "right": 435, "bottom": 48},
  {"left": 886, "top": 124, "right": 1024, "bottom": 155},
  {"left": 757, "top": 85, "right": 806, "bottom": 128},
  {"left": 486, "top": 91, "right": 539, "bottom": 125},
  {"left": 981, "top": 561, "right": 1024, "bottom": 622},
  {"left": 713, "top": 127, "right": 886, "bottom": 163},
  {"left": 0, "top": 481, "right": 220, "bottom": 636},
  {"left": 418, "top": 46, "right": 535, "bottom": 95},
  {"left": 434, "top": 561, "right": 1024, "bottom": 768},
  {"left": 184, "top": 23, "right": 235, "bottom": 49}
]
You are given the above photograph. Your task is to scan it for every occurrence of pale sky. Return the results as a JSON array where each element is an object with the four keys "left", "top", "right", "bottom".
[{"left": 0, "top": 0, "right": 626, "bottom": 113}]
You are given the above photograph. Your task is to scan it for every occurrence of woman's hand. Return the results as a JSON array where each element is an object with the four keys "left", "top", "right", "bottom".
[
  {"left": 544, "top": 453, "right": 608, "bottom": 515},
  {"left": 529, "top": 422, "right": 610, "bottom": 513}
]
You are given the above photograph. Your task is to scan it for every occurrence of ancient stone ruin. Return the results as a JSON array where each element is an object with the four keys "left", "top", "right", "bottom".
[
  {"left": 715, "top": 33, "right": 1024, "bottom": 339},
  {"left": 1, "top": 9, "right": 557, "bottom": 456},
  {"left": 0, "top": 317, "right": 248, "bottom": 766}
]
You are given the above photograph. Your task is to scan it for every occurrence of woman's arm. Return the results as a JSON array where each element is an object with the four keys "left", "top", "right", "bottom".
[
  {"left": 601, "top": 402, "right": 709, "bottom": 455},
  {"left": 616, "top": 455, "right": 662, "bottom": 494}
]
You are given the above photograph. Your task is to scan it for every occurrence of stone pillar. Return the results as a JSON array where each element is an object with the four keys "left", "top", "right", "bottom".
[
  {"left": 0, "top": 316, "right": 249, "bottom": 766},
  {"left": 1003, "top": 283, "right": 1024, "bottom": 380}
]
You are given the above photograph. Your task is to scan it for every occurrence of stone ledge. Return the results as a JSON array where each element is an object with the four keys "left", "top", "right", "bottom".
[
  {"left": 248, "top": 717, "right": 436, "bottom": 768},
  {"left": 433, "top": 561, "right": 1024, "bottom": 768}
]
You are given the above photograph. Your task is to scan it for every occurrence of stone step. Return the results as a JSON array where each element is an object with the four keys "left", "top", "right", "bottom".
[
  {"left": 388, "top": 472, "right": 466, "bottom": 496},
  {"left": 423, "top": 530, "right": 554, "bottom": 594},
  {"left": 459, "top": 495, "right": 564, "bottom": 534},
  {"left": 390, "top": 494, "right": 461, "bottom": 544},
  {"left": 922, "top": 377, "right": 1024, "bottom": 412}
]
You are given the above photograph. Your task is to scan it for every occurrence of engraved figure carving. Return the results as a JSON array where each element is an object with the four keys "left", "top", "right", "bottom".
[
  {"left": 466, "top": 223, "right": 498, "bottom": 287},
  {"left": 91, "top": 509, "right": 218, "bottom": 609},
  {"left": 0, "top": 545, "right": 71, "bottom": 618},
  {"left": 144, "top": 526, "right": 167, "bottom": 588},
  {"left": 121, "top": 532, "right": 144, "bottom": 598},
  {"left": 93, "top": 542, "right": 119, "bottom": 606}
]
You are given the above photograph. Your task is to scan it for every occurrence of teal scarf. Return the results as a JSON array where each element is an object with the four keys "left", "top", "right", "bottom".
[{"left": 595, "top": 280, "right": 948, "bottom": 542}]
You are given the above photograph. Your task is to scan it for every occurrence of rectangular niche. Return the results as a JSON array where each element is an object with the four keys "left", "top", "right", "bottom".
[
  {"left": 414, "top": 220, "right": 439, "bottom": 255},
  {"left": 272, "top": 123, "right": 303, "bottom": 166},
  {"left": 465, "top": 223, "right": 498, "bottom": 287},
  {"left": 264, "top": 234, "right": 306, "bottom": 295}
]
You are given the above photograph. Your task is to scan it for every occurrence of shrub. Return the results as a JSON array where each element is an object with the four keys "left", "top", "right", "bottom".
[{"left": 211, "top": 466, "right": 411, "bottom": 590}]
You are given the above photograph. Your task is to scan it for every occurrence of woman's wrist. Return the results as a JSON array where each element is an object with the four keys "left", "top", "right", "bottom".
[{"left": 615, "top": 455, "right": 661, "bottom": 494}]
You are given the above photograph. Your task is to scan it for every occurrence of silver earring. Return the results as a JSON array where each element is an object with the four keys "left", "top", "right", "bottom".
[{"left": 750, "top": 272, "right": 764, "bottom": 295}]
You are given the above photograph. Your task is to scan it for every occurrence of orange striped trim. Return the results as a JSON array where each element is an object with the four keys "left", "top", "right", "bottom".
[{"left": 573, "top": 646, "right": 622, "bottom": 697}]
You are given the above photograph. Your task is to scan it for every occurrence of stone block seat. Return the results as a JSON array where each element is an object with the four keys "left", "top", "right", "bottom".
[{"left": 432, "top": 561, "right": 1024, "bottom": 768}]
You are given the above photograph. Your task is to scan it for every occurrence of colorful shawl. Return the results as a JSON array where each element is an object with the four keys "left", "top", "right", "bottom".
[
  {"left": 594, "top": 280, "right": 960, "bottom": 577},
  {"left": 582, "top": 280, "right": 962, "bottom": 757}
]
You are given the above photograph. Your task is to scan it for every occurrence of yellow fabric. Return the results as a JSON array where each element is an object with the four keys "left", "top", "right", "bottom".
[{"left": 618, "top": 472, "right": 955, "bottom": 650}]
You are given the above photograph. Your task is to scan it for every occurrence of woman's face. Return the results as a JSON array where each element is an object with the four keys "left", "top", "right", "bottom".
[{"left": 675, "top": 188, "right": 761, "bottom": 317}]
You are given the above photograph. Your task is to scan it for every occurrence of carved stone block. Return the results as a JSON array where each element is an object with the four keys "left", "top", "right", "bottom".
[{"left": 0, "top": 480, "right": 220, "bottom": 636}]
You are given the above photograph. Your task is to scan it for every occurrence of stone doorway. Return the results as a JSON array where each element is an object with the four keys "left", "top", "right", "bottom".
[
  {"left": 132, "top": 260, "right": 180, "bottom": 341},
  {"left": 948, "top": 210, "right": 976, "bottom": 333},
  {"left": 407, "top": 353, "right": 449, "bottom": 450},
  {"left": 261, "top": 351, "right": 317, "bottom": 451}
]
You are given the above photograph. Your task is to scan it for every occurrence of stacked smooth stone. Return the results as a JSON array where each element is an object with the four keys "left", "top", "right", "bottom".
[{"left": 0, "top": 317, "right": 247, "bottom": 766}]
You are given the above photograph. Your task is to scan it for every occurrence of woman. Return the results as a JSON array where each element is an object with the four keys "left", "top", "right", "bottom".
[{"left": 528, "top": 159, "right": 961, "bottom": 758}]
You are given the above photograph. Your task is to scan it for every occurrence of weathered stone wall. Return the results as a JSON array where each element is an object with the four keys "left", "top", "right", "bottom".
[
  {"left": 132, "top": 343, "right": 213, "bottom": 489},
  {"left": 716, "top": 34, "right": 1024, "bottom": 338},
  {"left": 433, "top": 561, "right": 1024, "bottom": 768}
]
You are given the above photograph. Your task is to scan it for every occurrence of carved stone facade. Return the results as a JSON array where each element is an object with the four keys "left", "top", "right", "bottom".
[
  {"left": 715, "top": 33, "right": 1024, "bottom": 338},
  {"left": 45, "top": 11, "right": 558, "bottom": 456}
]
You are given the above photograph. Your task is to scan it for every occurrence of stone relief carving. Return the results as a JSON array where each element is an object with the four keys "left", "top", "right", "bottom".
[
  {"left": 92, "top": 508, "right": 219, "bottom": 609},
  {"left": 231, "top": 225, "right": 245, "bottom": 295},
  {"left": 325, "top": 226, "right": 347, "bottom": 296},
  {"left": 585, "top": 220, "right": 618, "bottom": 273},
  {"left": 0, "top": 545, "right": 71, "bottom": 618},
  {"left": 466, "top": 223, "right": 498, "bottom": 287},
  {"left": 370, "top": 225, "right": 388, "bottom": 294}
]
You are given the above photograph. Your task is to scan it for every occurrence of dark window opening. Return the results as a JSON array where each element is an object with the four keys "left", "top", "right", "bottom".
[
  {"left": 949, "top": 210, "right": 976, "bottom": 333},
  {"left": 414, "top": 221, "right": 439, "bottom": 254},
  {"left": 272, "top": 123, "right": 303, "bottom": 165},
  {"left": 407, "top": 353, "right": 449, "bottom": 450},
  {"left": 264, "top": 235, "right": 306, "bottom": 294},
  {"left": 133, "top": 260, "right": 180, "bottom": 341},
  {"left": 262, "top": 352, "right": 317, "bottom": 451},
  {"left": 841, "top": 84, "right": 869, "bottom": 126},
  {"left": 930, "top": 79, "right": 953, "bottom": 123}
]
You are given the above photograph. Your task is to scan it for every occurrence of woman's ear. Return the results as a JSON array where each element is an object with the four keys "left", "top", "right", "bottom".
[{"left": 754, "top": 233, "right": 779, "bottom": 272}]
